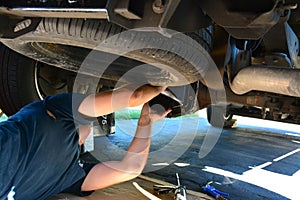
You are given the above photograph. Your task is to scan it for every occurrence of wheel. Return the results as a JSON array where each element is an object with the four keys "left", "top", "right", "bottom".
[
  {"left": 206, "top": 105, "right": 236, "bottom": 128},
  {"left": 0, "top": 43, "right": 115, "bottom": 135},
  {"left": 0, "top": 43, "right": 75, "bottom": 116},
  {"left": 0, "top": 43, "right": 40, "bottom": 116},
  {"left": 2, "top": 18, "right": 213, "bottom": 86}
]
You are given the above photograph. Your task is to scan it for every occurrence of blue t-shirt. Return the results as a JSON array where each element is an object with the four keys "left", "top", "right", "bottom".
[{"left": 0, "top": 93, "right": 94, "bottom": 200}]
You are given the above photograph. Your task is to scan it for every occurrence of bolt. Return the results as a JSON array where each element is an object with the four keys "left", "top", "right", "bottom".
[{"left": 152, "top": 0, "right": 165, "bottom": 14}]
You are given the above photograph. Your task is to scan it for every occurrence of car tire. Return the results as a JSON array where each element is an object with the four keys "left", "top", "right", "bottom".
[
  {"left": 0, "top": 43, "right": 73, "bottom": 113},
  {"left": 0, "top": 43, "right": 41, "bottom": 116},
  {"left": 206, "top": 105, "right": 236, "bottom": 128},
  {"left": 2, "top": 18, "right": 213, "bottom": 86},
  {"left": 0, "top": 43, "right": 79, "bottom": 116},
  {"left": 0, "top": 43, "right": 116, "bottom": 135}
]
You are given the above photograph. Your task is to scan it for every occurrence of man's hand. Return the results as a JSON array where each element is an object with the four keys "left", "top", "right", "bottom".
[
  {"left": 138, "top": 103, "right": 171, "bottom": 126},
  {"left": 129, "top": 85, "right": 167, "bottom": 107}
]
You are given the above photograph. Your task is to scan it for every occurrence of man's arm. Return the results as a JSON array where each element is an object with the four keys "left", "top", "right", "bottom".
[
  {"left": 80, "top": 103, "right": 171, "bottom": 191},
  {"left": 78, "top": 85, "right": 167, "bottom": 117}
]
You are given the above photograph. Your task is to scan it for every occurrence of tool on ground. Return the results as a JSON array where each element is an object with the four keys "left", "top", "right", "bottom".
[
  {"left": 153, "top": 173, "right": 187, "bottom": 200},
  {"left": 202, "top": 182, "right": 229, "bottom": 200}
]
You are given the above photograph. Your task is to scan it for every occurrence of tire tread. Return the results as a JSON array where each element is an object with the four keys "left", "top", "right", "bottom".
[{"left": 7, "top": 18, "right": 213, "bottom": 86}]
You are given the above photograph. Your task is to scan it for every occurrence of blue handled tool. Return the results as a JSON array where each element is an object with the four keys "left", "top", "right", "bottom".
[{"left": 202, "top": 182, "right": 229, "bottom": 200}]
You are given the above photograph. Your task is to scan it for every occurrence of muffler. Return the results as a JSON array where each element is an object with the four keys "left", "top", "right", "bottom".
[{"left": 230, "top": 66, "right": 300, "bottom": 97}]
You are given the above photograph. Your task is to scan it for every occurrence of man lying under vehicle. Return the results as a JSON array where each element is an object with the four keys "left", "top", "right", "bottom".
[{"left": 0, "top": 84, "right": 170, "bottom": 200}]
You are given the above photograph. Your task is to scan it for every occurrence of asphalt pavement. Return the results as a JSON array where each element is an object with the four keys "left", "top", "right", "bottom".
[{"left": 91, "top": 112, "right": 300, "bottom": 200}]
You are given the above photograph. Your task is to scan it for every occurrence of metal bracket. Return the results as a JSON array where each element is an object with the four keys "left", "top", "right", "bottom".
[
  {"left": 168, "top": 82, "right": 200, "bottom": 116},
  {"left": 158, "top": 0, "right": 181, "bottom": 28},
  {"left": 148, "top": 82, "right": 200, "bottom": 118},
  {"left": 113, "top": 0, "right": 142, "bottom": 20},
  {"left": 227, "top": 38, "right": 252, "bottom": 80},
  {"left": 0, "top": 15, "right": 41, "bottom": 38},
  {"left": 285, "top": 22, "right": 299, "bottom": 68}
]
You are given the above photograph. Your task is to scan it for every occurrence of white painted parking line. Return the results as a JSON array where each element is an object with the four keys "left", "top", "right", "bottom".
[
  {"left": 273, "top": 148, "right": 300, "bottom": 162},
  {"left": 203, "top": 164, "right": 300, "bottom": 200},
  {"left": 249, "top": 161, "right": 272, "bottom": 169},
  {"left": 249, "top": 148, "right": 300, "bottom": 170},
  {"left": 203, "top": 148, "right": 300, "bottom": 199},
  {"left": 292, "top": 140, "right": 300, "bottom": 144}
]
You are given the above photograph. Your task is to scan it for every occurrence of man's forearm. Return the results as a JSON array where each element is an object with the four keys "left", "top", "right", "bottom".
[
  {"left": 128, "top": 85, "right": 166, "bottom": 107},
  {"left": 129, "top": 126, "right": 151, "bottom": 149},
  {"left": 81, "top": 123, "right": 153, "bottom": 192},
  {"left": 80, "top": 103, "right": 169, "bottom": 192},
  {"left": 78, "top": 85, "right": 165, "bottom": 117},
  {"left": 122, "top": 123, "right": 152, "bottom": 171}
]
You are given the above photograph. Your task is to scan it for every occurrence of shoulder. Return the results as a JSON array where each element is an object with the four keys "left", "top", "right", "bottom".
[
  {"left": 44, "top": 93, "right": 89, "bottom": 108},
  {"left": 44, "top": 93, "right": 93, "bottom": 124}
]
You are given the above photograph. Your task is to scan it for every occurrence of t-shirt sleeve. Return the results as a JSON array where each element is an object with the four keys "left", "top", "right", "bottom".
[
  {"left": 44, "top": 93, "right": 96, "bottom": 126},
  {"left": 62, "top": 162, "right": 97, "bottom": 197},
  {"left": 72, "top": 93, "right": 96, "bottom": 125}
]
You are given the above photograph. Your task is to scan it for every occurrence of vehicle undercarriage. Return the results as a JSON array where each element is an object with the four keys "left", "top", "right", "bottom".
[{"left": 0, "top": 0, "right": 299, "bottom": 128}]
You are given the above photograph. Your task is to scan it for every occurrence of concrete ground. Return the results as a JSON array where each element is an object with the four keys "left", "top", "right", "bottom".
[
  {"left": 50, "top": 110, "right": 300, "bottom": 200},
  {"left": 86, "top": 112, "right": 300, "bottom": 200},
  {"left": 51, "top": 175, "right": 214, "bottom": 200}
]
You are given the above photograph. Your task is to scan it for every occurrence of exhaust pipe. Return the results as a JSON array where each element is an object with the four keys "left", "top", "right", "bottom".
[{"left": 230, "top": 66, "right": 300, "bottom": 97}]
